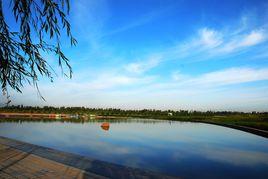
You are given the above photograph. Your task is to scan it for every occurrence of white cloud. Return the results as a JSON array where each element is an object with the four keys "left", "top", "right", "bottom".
[
  {"left": 171, "top": 71, "right": 188, "bottom": 81},
  {"left": 101, "top": 4, "right": 176, "bottom": 37},
  {"left": 8, "top": 67, "right": 268, "bottom": 111},
  {"left": 218, "top": 29, "right": 266, "bottom": 53},
  {"left": 123, "top": 28, "right": 223, "bottom": 75},
  {"left": 240, "top": 30, "right": 266, "bottom": 46},
  {"left": 138, "top": 67, "right": 268, "bottom": 94},
  {"left": 102, "top": 12, "right": 158, "bottom": 37},
  {"left": 71, "top": 0, "right": 110, "bottom": 51},
  {"left": 198, "top": 28, "right": 223, "bottom": 47},
  {"left": 7, "top": 9, "right": 268, "bottom": 111},
  {"left": 124, "top": 55, "right": 162, "bottom": 74},
  {"left": 87, "top": 74, "right": 155, "bottom": 90},
  {"left": 187, "top": 67, "right": 268, "bottom": 87},
  {"left": 171, "top": 28, "right": 222, "bottom": 55},
  {"left": 123, "top": 25, "right": 267, "bottom": 72}
]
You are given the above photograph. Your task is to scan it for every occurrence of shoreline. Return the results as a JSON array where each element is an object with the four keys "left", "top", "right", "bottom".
[
  {"left": 1, "top": 112, "right": 268, "bottom": 138},
  {"left": 193, "top": 120, "right": 268, "bottom": 138}
]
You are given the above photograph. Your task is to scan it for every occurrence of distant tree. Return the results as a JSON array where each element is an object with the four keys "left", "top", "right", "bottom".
[{"left": 0, "top": 0, "right": 76, "bottom": 102}]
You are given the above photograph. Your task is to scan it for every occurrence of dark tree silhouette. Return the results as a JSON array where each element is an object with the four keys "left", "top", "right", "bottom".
[{"left": 0, "top": 0, "right": 76, "bottom": 101}]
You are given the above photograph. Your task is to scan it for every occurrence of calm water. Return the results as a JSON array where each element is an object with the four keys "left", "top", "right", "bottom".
[{"left": 0, "top": 118, "right": 268, "bottom": 178}]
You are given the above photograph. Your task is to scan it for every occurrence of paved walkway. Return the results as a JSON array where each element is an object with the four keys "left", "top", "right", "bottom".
[
  {"left": 0, "top": 144, "right": 89, "bottom": 178},
  {"left": 0, "top": 137, "right": 176, "bottom": 179}
]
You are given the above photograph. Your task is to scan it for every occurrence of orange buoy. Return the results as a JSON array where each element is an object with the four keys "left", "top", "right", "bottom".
[{"left": 101, "top": 122, "right": 110, "bottom": 131}]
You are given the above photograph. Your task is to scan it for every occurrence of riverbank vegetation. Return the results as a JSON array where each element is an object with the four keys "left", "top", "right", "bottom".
[{"left": 1, "top": 105, "right": 268, "bottom": 131}]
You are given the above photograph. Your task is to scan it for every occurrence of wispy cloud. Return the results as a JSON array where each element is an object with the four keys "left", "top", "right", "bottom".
[
  {"left": 143, "top": 67, "right": 268, "bottom": 92},
  {"left": 171, "top": 71, "right": 189, "bottom": 81},
  {"left": 71, "top": 0, "right": 110, "bottom": 52},
  {"left": 124, "top": 55, "right": 162, "bottom": 74},
  {"left": 185, "top": 67, "right": 268, "bottom": 87},
  {"left": 197, "top": 28, "right": 223, "bottom": 48},
  {"left": 174, "top": 27, "right": 267, "bottom": 62},
  {"left": 102, "top": 12, "right": 157, "bottom": 37},
  {"left": 8, "top": 2, "right": 268, "bottom": 111},
  {"left": 101, "top": 5, "right": 175, "bottom": 37},
  {"left": 146, "top": 12, "right": 267, "bottom": 67},
  {"left": 85, "top": 73, "right": 155, "bottom": 90},
  {"left": 216, "top": 29, "right": 266, "bottom": 53},
  {"left": 122, "top": 20, "right": 267, "bottom": 75}
]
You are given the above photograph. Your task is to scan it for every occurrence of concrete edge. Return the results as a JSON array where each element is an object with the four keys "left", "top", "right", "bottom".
[{"left": 0, "top": 136, "right": 177, "bottom": 179}]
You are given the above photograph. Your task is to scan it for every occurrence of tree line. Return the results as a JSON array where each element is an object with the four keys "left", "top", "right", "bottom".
[{"left": 1, "top": 105, "right": 267, "bottom": 118}]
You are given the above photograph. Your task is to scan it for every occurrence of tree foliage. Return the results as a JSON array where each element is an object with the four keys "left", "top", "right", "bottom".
[{"left": 0, "top": 0, "right": 76, "bottom": 100}]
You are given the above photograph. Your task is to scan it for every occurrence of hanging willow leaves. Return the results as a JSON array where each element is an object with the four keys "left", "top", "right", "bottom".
[{"left": 0, "top": 0, "right": 77, "bottom": 100}]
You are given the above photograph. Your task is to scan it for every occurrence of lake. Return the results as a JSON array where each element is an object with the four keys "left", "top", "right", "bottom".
[{"left": 0, "top": 118, "right": 268, "bottom": 178}]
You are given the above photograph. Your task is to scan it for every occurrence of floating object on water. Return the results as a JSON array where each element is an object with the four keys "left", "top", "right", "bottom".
[{"left": 101, "top": 122, "right": 110, "bottom": 131}]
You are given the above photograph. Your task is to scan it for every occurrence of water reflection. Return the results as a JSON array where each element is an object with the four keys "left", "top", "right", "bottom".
[
  {"left": 0, "top": 118, "right": 268, "bottom": 178},
  {"left": 0, "top": 118, "right": 169, "bottom": 124}
]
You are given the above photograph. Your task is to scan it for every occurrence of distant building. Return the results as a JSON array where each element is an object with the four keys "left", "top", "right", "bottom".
[
  {"left": 168, "top": 112, "right": 173, "bottom": 116},
  {"left": 55, "top": 114, "right": 61, "bottom": 119},
  {"left": 89, "top": 114, "right": 96, "bottom": 119},
  {"left": 82, "top": 114, "right": 88, "bottom": 120},
  {"left": 70, "top": 114, "right": 79, "bottom": 119}
]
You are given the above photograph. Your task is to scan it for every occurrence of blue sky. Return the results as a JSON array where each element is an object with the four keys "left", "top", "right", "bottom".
[{"left": 3, "top": 0, "right": 268, "bottom": 111}]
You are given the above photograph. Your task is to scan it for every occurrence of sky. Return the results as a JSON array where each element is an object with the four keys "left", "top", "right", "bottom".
[{"left": 2, "top": 0, "right": 268, "bottom": 111}]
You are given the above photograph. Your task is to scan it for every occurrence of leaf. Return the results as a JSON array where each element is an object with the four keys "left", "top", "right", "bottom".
[{"left": 0, "top": 0, "right": 76, "bottom": 100}]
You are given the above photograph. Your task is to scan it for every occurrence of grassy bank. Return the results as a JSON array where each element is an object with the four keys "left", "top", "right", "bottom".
[{"left": 129, "top": 115, "right": 268, "bottom": 131}]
